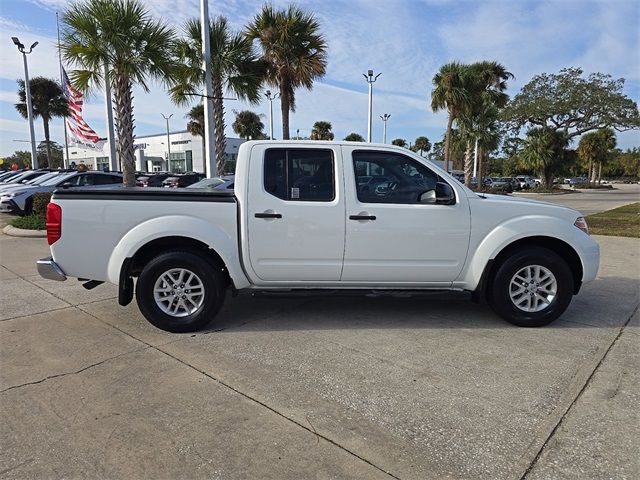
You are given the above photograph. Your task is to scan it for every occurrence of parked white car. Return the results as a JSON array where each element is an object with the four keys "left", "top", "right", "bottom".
[
  {"left": 516, "top": 175, "right": 536, "bottom": 189},
  {"left": 38, "top": 141, "right": 599, "bottom": 332}
]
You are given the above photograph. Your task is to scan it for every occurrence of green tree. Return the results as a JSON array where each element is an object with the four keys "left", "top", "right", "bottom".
[
  {"left": 577, "top": 128, "right": 616, "bottom": 184},
  {"left": 232, "top": 110, "right": 265, "bottom": 140},
  {"left": 4, "top": 151, "right": 32, "bottom": 169},
  {"left": 170, "top": 16, "right": 263, "bottom": 175},
  {"left": 519, "top": 127, "right": 569, "bottom": 188},
  {"left": 617, "top": 148, "right": 640, "bottom": 178},
  {"left": 431, "top": 62, "right": 470, "bottom": 170},
  {"left": 503, "top": 68, "right": 640, "bottom": 140},
  {"left": 247, "top": 4, "right": 327, "bottom": 140},
  {"left": 455, "top": 61, "right": 513, "bottom": 186},
  {"left": 310, "top": 121, "right": 334, "bottom": 140},
  {"left": 186, "top": 103, "right": 206, "bottom": 165},
  {"left": 15, "top": 77, "right": 68, "bottom": 166},
  {"left": 391, "top": 138, "right": 408, "bottom": 148},
  {"left": 62, "top": 0, "right": 177, "bottom": 186},
  {"left": 37, "top": 141, "right": 64, "bottom": 168},
  {"left": 343, "top": 132, "right": 365, "bottom": 142},
  {"left": 412, "top": 136, "right": 431, "bottom": 156}
]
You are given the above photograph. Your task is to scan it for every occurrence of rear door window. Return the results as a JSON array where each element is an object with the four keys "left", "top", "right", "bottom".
[{"left": 264, "top": 149, "right": 334, "bottom": 201}]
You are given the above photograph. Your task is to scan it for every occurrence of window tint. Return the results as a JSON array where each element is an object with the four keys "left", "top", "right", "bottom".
[
  {"left": 353, "top": 151, "right": 439, "bottom": 204},
  {"left": 94, "top": 174, "right": 122, "bottom": 185},
  {"left": 264, "top": 149, "right": 334, "bottom": 201},
  {"left": 77, "top": 174, "right": 95, "bottom": 186}
]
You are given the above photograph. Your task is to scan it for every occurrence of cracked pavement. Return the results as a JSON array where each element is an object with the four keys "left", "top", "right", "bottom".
[{"left": 1, "top": 215, "right": 639, "bottom": 478}]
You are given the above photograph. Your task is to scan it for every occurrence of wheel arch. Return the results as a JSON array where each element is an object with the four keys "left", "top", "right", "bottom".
[
  {"left": 473, "top": 235, "right": 583, "bottom": 303},
  {"left": 106, "top": 215, "right": 250, "bottom": 305}
]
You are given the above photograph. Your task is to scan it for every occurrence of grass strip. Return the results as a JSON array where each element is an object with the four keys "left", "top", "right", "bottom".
[{"left": 586, "top": 202, "right": 639, "bottom": 238}]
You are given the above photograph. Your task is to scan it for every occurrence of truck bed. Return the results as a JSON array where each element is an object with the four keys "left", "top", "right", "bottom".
[{"left": 49, "top": 187, "right": 240, "bottom": 285}]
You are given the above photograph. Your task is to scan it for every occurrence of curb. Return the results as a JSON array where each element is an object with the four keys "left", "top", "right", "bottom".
[
  {"left": 2, "top": 224, "right": 46, "bottom": 238},
  {"left": 512, "top": 191, "right": 576, "bottom": 196}
]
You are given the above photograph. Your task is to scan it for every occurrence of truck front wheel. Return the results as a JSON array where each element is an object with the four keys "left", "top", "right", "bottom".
[
  {"left": 488, "top": 247, "right": 574, "bottom": 327},
  {"left": 135, "top": 250, "right": 226, "bottom": 332}
]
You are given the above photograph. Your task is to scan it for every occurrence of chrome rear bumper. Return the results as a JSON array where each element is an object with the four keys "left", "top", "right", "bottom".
[{"left": 37, "top": 257, "right": 67, "bottom": 281}]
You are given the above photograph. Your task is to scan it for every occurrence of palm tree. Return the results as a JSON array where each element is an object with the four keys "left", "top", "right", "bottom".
[
  {"left": 186, "top": 104, "right": 206, "bottom": 171},
  {"left": 344, "top": 132, "right": 365, "bottom": 142},
  {"left": 520, "top": 127, "right": 568, "bottom": 189},
  {"left": 310, "top": 121, "right": 334, "bottom": 140},
  {"left": 232, "top": 110, "right": 265, "bottom": 139},
  {"left": 455, "top": 61, "right": 513, "bottom": 186},
  {"left": 431, "top": 62, "right": 470, "bottom": 170},
  {"left": 15, "top": 77, "right": 68, "bottom": 167},
  {"left": 61, "top": 0, "right": 177, "bottom": 186},
  {"left": 170, "top": 17, "right": 263, "bottom": 175},
  {"left": 392, "top": 138, "right": 408, "bottom": 148},
  {"left": 578, "top": 128, "right": 616, "bottom": 184},
  {"left": 247, "top": 4, "right": 328, "bottom": 140},
  {"left": 412, "top": 136, "right": 431, "bottom": 156}
]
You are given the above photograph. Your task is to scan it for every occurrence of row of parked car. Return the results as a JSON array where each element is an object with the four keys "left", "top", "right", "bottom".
[
  {"left": 450, "top": 174, "right": 538, "bottom": 193},
  {"left": 0, "top": 169, "right": 235, "bottom": 216}
]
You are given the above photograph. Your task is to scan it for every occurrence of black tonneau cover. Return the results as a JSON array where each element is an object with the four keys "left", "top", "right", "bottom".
[{"left": 52, "top": 187, "right": 236, "bottom": 203}]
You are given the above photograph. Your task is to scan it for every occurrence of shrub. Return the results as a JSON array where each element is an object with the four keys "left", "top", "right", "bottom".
[
  {"left": 573, "top": 183, "right": 613, "bottom": 190},
  {"left": 32, "top": 192, "right": 52, "bottom": 218},
  {"left": 11, "top": 215, "right": 46, "bottom": 231}
]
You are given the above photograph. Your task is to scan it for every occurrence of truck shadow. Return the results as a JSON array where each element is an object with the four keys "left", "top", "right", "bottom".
[{"left": 199, "top": 278, "right": 638, "bottom": 333}]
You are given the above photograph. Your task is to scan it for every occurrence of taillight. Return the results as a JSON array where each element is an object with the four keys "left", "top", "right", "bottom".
[{"left": 46, "top": 202, "right": 62, "bottom": 245}]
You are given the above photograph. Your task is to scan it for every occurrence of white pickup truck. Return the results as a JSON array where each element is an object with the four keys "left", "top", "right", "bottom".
[{"left": 37, "top": 141, "right": 599, "bottom": 332}]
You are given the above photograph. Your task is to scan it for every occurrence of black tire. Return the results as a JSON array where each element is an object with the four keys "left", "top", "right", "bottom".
[
  {"left": 135, "top": 250, "right": 226, "bottom": 333},
  {"left": 488, "top": 246, "right": 574, "bottom": 327}
]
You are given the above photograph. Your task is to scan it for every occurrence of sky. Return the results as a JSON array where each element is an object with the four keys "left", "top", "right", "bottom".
[{"left": 0, "top": 0, "right": 638, "bottom": 159}]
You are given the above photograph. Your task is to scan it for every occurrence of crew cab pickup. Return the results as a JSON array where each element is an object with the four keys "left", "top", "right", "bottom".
[{"left": 37, "top": 141, "right": 599, "bottom": 332}]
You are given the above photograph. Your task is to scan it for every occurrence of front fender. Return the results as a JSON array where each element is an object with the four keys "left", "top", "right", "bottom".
[
  {"left": 459, "top": 215, "right": 598, "bottom": 290},
  {"left": 106, "top": 215, "right": 249, "bottom": 288}
]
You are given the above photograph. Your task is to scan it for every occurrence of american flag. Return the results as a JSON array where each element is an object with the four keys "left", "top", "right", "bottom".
[{"left": 62, "top": 67, "right": 101, "bottom": 144}]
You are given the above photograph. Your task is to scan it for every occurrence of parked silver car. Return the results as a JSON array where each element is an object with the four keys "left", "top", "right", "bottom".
[{"left": 0, "top": 172, "right": 122, "bottom": 215}]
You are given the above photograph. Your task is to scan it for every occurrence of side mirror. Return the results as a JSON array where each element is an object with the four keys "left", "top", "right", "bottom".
[
  {"left": 418, "top": 189, "right": 437, "bottom": 204},
  {"left": 435, "top": 182, "right": 455, "bottom": 205},
  {"left": 61, "top": 182, "right": 74, "bottom": 189}
]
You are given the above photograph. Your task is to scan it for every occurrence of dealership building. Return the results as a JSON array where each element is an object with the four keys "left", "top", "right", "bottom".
[{"left": 66, "top": 130, "right": 245, "bottom": 174}]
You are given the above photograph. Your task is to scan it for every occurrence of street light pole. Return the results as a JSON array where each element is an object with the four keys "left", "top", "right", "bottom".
[
  {"left": 162, "top": 113, "right": 173, "bottom": 171},
  {"left": 265, "top": 90, "right": 279, "bottom": 140},
  {"left": 380, "top": 113, "right": 391, "bottom": 144},
  {"left": 12, "top": 37, "right": 38, "bottom": 168},
  {"left": 363, "top": 69, "right": 381, "bottom": 143}
]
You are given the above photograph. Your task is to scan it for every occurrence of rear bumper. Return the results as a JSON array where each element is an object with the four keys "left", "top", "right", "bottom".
[{"left": 37, "top": 257, "right": 67, "bottom": 281}]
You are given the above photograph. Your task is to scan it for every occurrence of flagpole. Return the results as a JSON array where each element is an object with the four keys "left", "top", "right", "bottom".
[{"left": 56, "top": 12, "right": 70, "bottom": 169}]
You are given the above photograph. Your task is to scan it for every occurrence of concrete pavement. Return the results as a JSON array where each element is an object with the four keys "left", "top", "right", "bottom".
[
  {"left": 1, "top": 213, "right": 639, "bottom": 478},
  {"left": 515, "top": 183, "right": 640, "bottom": 216}
]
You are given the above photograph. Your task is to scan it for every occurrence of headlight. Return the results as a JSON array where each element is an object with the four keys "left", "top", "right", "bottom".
[{"left": 574, "top": 217, "right": 589, "bottom": 235}]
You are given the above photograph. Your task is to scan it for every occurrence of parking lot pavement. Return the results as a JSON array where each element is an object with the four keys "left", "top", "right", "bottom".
[
  {"left": 1, "top": 231, "right": 639, "bottom": 479},
  {"left": 515, "top": 183, "right": 640, "bottom": 216}
]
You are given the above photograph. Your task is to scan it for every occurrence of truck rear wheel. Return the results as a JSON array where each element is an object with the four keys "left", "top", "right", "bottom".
[
  {"left": 488, "top": 246, "right": 574, "bottom": 327},
  {"left": 135, "top": 250, "right": 226, "bottom": 332}
]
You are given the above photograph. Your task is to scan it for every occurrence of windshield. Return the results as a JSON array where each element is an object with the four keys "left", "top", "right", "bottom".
[
  {"left": 6, "top": 172, "right": 33, "bottom": 183},
  {"left": 27, "top": 172, "right": 58, "bottom": 185},
  {"left": 41, "top": 172, "right": 75, "bottom": 186}
]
